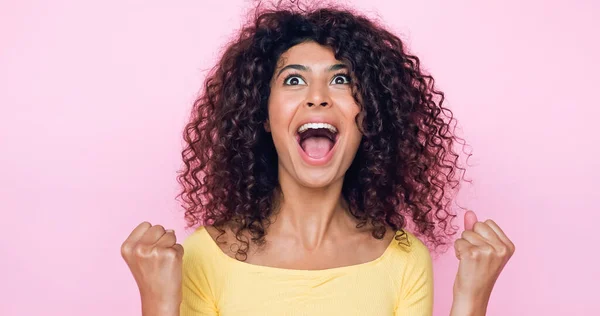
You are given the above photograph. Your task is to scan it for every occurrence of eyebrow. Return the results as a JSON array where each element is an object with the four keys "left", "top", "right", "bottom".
[{"left": 275, "top": 63, "right": 348, "bottom": 79}]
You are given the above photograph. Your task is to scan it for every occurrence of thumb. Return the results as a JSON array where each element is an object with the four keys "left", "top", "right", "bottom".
[{"left": 464, "top": 210, "right": 478, "bottom": 231}]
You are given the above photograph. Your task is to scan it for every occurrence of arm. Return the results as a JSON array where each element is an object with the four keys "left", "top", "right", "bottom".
[
  {"left": 120, "top": 223, "right": 185, "bottom": 316},
  {"left": 450, "top": 211, "right": 515, "bottom": 316},
  {"left": 136, "top": 243, "right": 218, "bottom": 316},
  {"left": 449, "top": 294, "right": 489, "bottom": 316},
  {"left": 141, "top": 303, "right": 180, "bottom": 316}
]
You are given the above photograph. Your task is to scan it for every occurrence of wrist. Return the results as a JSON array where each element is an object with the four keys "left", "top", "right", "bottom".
[
  {"left": 141, "top": 303, "right": 180, "bottom": 316},
  {"left": 140, "top": 296, "right": 181, "bottom": 316},
  {"left": 450, "top": 293, "right": 489, "bottom": 316}
]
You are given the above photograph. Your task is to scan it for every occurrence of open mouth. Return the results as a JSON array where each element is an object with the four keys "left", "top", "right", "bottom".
[{"left": 295, "top": 123, "right": 339, "bottom": 159}]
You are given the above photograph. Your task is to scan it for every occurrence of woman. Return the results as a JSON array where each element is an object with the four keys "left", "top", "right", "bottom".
[{"left": 121, "top": 1, "right": 515, "bottom": 315}]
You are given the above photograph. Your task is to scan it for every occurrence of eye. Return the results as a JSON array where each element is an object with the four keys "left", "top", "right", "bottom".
[
  {"left": 331, "top": 74, "right": 351, "bottom": 85},
  {"left": 283, "top": 75, "right": 307, "bottom": 86}
]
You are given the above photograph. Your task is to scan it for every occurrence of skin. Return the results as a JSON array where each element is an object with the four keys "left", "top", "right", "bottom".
[
  {"left": 121, "top": 223, "right": 183, "bottom": 316},
  {"left": 208, "top": 41, "right": 394, "bottom": 270},
  {"left": 121, "top": 42, "right": 515, "bottom": 316},
  {"left": 450, "top": 211, "right": 515, "bottom": 315}
]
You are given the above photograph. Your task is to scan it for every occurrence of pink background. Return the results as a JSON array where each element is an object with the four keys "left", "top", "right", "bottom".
[{"left": 1, "top": 0, "right": 599, "bottom": 315}]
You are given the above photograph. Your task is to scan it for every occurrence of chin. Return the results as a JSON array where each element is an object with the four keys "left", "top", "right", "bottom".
[
  {"left": 296, "top": 172, "right": 341, "bottom": 189},
  {"left": 290, "top": 159, "right": 347, "bottom": 189}
]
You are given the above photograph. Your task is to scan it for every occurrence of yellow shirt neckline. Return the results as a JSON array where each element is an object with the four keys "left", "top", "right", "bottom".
[{"left": 198, "top": 226, "right": 400, "bottom": 275}]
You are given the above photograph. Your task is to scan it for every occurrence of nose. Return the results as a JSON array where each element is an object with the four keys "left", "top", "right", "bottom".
[
  {"left": 307, "top": 100, "right": 329, "bottom": 107},
  {"left": 305, "top": 85, "right": 332, "bottom": 108}
]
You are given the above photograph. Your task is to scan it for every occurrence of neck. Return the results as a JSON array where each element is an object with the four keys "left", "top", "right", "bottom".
[{"left": 269, "top": 167, "right": 353, "bottom": 250}]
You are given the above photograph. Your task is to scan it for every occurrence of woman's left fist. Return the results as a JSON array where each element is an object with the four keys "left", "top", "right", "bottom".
[{"left": 453, "top": 210, "right": 515, "bottom": 302}]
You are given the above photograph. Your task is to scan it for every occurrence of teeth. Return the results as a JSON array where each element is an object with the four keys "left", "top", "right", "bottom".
[{"left": 297, "top": 122, "right": 338, "bottom": 134}]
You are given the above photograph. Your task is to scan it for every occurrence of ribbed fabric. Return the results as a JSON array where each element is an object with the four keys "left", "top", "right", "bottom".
[{"left": 181, "top": 227, "right": 433, "bottom": 316}]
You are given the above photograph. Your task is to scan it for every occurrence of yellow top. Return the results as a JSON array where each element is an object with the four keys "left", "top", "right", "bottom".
[{"left": 181, "top": 226, "right": 433, "bottom": 316}]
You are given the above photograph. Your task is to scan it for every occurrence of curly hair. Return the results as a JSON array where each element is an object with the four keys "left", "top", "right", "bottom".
[{"left": 177, "top": 0, "right": 467, "bottom": 260}]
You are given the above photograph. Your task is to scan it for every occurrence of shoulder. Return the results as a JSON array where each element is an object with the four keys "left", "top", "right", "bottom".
[
  {"left": 180, "top": 227, "right": 224, "bottom": 306},
  {"left": 182, "top": 226, "right": 214, "bottom": 251},
  {"left": 182, "top": 226, "right": 223, "bottom": 269},
  {"left": 181, "top": 226, "right": 233, "bottom": 291},
  {"left": 386, "top": 230, "right": 433, "bottom": 269},
  {"left": 388, "top": 231, "right": 435, "bottom": 311}
]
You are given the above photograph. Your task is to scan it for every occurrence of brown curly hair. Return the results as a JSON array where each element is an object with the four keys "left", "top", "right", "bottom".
[{"left": 177, "top": 0, "right": 467, "bottom": 260}]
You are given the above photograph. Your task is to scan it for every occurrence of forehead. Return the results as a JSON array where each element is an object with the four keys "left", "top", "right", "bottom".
[{"left": 276, "top": 41, "right": 341, "bottom": 69}]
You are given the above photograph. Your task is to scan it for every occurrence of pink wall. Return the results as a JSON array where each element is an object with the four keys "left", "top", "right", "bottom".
[{"left": 1, "top": 0, "right": 598, "bottom": 315}]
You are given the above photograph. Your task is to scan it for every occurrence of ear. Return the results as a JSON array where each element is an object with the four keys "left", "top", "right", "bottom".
[{"left": 263, "top": 120, "right": 271, "bottom": 132}]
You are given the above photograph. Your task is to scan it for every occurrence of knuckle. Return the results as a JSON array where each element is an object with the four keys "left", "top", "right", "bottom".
[
  {"left": 497, "top": 245, "right": 509, "bottom": 256},
  {"left": 134, "top": 244, "right": 149, "bottom": 257},
  {"left": 120, "top": 242, "right": 131, "bottom": 257},
  {"left": 163, "top": 248, "right": 178, "bottom": 260},
  {"left": 468, "top": 249, "right": 480, "bottom": 260},
  {"left": 481, "top": 246, "right": 494, "bottom": 256},
  {"left": 150, "top": 247, "right": 162, "bottom": 258}
]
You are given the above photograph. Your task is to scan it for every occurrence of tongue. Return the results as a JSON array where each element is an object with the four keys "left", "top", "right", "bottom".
[{"left": 301, "top": 136, "right": 334, "bottom": 159}]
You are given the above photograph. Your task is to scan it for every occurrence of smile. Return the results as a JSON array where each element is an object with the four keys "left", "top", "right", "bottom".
[{"left": 295, "top": 121, "right": 340, "bottom": 166}]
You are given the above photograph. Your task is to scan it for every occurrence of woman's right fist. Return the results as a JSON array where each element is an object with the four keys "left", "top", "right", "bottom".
[{"left": 121, "top": 222, "right": 184, "bottom": 315}]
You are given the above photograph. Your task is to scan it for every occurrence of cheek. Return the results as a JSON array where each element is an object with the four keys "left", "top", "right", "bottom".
[
  {"left": 268, "top": 87, "right": 305, "bottom": 119},
  {"left": 347, "top": 125, "right": 363, "bottom": 151},
  {"left": 338, "top": 98, "right": 362, "bottom": 132},
  {"left": 344, "top": 105, "right": 364, "bottom": 150},
  {"left": 267, "top": 94, "right": 296, "bottom": 139}
]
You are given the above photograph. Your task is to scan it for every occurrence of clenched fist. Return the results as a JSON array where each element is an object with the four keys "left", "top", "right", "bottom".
[
  {"left": 451, "top": 211, "right": 515, "bottom": 315},
  {"left": 121, "top": 222, "right": 184, "bottom": 316}
]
